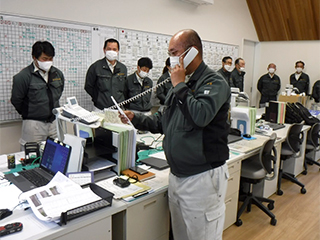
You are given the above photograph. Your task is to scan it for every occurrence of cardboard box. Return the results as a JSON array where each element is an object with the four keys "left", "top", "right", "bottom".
[{"left": 278, "top": 95, "right": 308, "bottom": 107}]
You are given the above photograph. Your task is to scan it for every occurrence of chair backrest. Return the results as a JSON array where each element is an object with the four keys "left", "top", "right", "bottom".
[
  {"left": 259, "top": 133, "right": 277, "bottom": 180},
  {"left": 307, "top": 122, "right": 320, "bottom": 148},
  {"left": 286, "top": 123, "right": 304, "bottom": 153}
]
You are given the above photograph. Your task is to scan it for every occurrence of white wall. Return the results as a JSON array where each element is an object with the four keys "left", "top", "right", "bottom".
[
  {"left": 252, "top": 40, "right": 320, "bottom": 107},
  {"left": 0, "top": 0, "right": 258, "bottom": 154},
  {"left": 0, "top": 0, "right": 258, "bottom": 48}
]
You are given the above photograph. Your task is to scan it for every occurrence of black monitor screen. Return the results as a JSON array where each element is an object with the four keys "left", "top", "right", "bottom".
[{"left": 40, "top": 138, "right": 71, "bottom": 175}]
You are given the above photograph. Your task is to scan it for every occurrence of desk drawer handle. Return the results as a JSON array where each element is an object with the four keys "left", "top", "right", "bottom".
[
  {"left": 144, "top": 200, "right": 157, "bottom": 209},
  {"left": 228, "top": 165, "right": 235, "bottom": 170},
  {"left": 225, "top": 198, "right": 232, "bottom": 204},
  {"left": 228, "top": 177, "right": 234, "bottom": 182}
]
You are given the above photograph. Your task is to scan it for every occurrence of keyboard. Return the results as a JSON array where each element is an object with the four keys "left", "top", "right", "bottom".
[
  {"left": 266, "top": 123, "right": 286, "bottom": 130},
  {"left": 19, "top": 169, "right": 50, "bottom": 187}
]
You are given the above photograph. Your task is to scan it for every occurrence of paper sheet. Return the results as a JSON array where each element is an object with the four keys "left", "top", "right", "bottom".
[
  {"left": 20, "top": 172, "right": 101, "bottom": 222},
  {"left": 96, "top": 176, "right": 150, "bottom": 200}
]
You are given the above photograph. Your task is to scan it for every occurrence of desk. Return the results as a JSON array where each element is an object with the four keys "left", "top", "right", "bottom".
[{"left": 0, "top": 124, "right": 309, "bottom": 238}]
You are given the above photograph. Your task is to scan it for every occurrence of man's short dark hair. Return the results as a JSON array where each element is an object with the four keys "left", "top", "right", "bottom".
[
  {"left": 235, "top": 58, "right": 243, "bottom": 65},
  {"left": 138, "top": 57, "right": 153, "bottom": 69},
  {"left": 32, "top": 41, "right": 55, "bottom": 59},
  {"left": 222, "top": 56, "right": 232, "bottom": 63},
  {"left": 104, "top": 38, "right": 120, "bottom": 50},
  {"left": 295, "top": 60, "right": 305, "bottom": 66}
]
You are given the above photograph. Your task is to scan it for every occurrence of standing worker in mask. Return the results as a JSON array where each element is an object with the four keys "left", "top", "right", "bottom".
[
  {"left": 217, "top": 56, "right": 233, "bottom": 85},
  {"left": 156, "top": 58, "right": 172, "bottom": 112},
  {"left": 119, "top": 29, "right": 230, "bottom": 240},
  {"left": 230, "top": 57, "right": 246, "bottom": 91},
  {"left": 257, "top": 63, "right": 281, "bottom": 108},
  {"left": 126, "top": 57, "right": 154, "bottom": 115},
  {"left": 84, "top": 38, "right": 127, "bottom": 110},
  {"left": 11, "top": 41, "right": 65, "bottom": 150},
  {"left": 289, "top": 61, "right": 310, "bottom": 95}
]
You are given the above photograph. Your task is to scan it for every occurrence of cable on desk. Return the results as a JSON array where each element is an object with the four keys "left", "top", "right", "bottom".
[{"left": 31, "top": 157, "right": 41, "bottom": 165}]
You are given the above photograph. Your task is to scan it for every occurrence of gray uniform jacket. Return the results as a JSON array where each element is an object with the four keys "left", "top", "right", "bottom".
[
  {"left": 126, "top": 73, "right": 153, "bottom": 111},
  {"left": 132, "top": 61, "right": 231, "bottom": 177},
  {"left": 230, "top": 68, "right": 245, "bottom": 92},
  {"left": 156, "top": 71, "right": 172, "bottom": 105},
  {"left": 257, "top": 73, "right": 281, "bottom": 97},
  {"left": 217, "top": 67, "right": 231, "bottom": 85},
  {"left": 84, "top": 58, "right": 127, "bottom": 109},
  {"left": 11, "top": 63, "right": 64, "bottom": 122},
  {"left": 289, "top": 72, "right": 310, "bottom": 95}
]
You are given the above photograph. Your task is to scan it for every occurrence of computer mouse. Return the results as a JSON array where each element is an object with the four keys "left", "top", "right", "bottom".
[
  {"left": 0, "top": 209, "right": 12, "bottom": 220},
  {"left": 243, "top": 134, "right": 251, "bottom": 138}
]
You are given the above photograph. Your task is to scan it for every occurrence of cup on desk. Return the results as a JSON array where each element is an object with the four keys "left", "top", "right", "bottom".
[{"left": 7, "top": 154, "right": 16, "bottom": 169}]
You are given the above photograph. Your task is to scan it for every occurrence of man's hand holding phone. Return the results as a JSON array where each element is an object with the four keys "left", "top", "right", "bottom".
[{"left": 171, "top": 57, "right": 186, "bottom": 87}]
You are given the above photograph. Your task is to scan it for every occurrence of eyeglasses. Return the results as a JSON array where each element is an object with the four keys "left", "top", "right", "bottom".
[{"left": 167, "top": 46, "right": 191, "bottom": 57}]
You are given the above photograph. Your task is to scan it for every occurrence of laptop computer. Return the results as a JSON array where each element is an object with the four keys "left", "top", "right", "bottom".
[
  {"left": 228, "top": 134, "right": 243, "bottom": 144},
  {"left": 5, "top": 138, "right": 72, "bottom": 192}
]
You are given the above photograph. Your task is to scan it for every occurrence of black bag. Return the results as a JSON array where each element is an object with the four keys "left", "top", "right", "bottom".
[
  {"left": 285, "top": 102, "right": 319, "bottom": 125},
  {"left": 285, "top": 102, "right": 303, "bottom": 124},
  {"left": 294, "top": 102, "right": 320, "bottom": 126}
]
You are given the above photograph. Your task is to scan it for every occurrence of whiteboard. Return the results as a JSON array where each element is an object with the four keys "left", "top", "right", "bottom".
[{"left": 0, "top": 14, "right": 238, "bottom": 122}]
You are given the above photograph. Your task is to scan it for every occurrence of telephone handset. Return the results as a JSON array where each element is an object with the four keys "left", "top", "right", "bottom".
[
  {"left": 107, "top": 47, "right": 199, "bottom": 111},
  {"left": 183, "top": 47, "right": 199, "bottom": 69}
]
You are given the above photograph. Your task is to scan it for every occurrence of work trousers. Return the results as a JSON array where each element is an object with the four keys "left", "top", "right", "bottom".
[
  {"left": 168, "top": 163, "right": 229, "bottom": 240},
  {"left": 20, "top": 119, "right": 57, "bottom": 150}
]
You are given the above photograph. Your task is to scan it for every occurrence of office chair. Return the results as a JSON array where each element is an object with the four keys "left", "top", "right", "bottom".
[
  {"left": 303, "top": 122, "right": 320, "bottom": 175},
  {"left": 235, "top": 133, "right": 277, "bottom": 227},
  {"left": 276, "top": 123, "right": 306, "bottom": 195}
]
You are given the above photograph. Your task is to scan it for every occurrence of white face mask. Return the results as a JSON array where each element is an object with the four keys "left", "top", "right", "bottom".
[
  {"left": 224, "top": 65, "right": 232, "bottom": 72},
  {"left": 169, "top": 47, "right": 191, "bottom": 69},
  {"left": 37, "top": 60, "right": 53, "bottom": 72},
  {"left": 139, "top": 70, "right": 148, "bottom": 79},
  {"left": 296, "top": 67, "right": 303, "bottom": 73},
  {"left": 268, "top": 68, "right": 275, "bottom": 74},
  {"left": 105, "top": 50, "right": 118, "bottom": 61},
  {"left": 240, "top": 67, "right": 245, "bottom": 72}
]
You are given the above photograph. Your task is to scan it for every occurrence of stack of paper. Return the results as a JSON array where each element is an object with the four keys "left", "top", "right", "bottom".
[
  {"left": 20, "top": 172, "right": 102, "bottom": 222},
  {"left": 96, "top": 176, "right": 151, "bottom": 201},
  {"left": 104, "top": 109, "right": 123, "bottom": 125},
  {"left": 103, "top": 124, "right": 137, "bottom": 174}
]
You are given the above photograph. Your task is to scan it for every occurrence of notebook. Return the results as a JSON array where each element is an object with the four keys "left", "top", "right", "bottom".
[
  {"left": 121, "top": 168, "right": 155, "bottom": 182},
  {"left": 5, "top": 138, "right": 72, "bottom": 192},
  {"left": 140, "top": 156, "right": 169, "bottom": 170}
]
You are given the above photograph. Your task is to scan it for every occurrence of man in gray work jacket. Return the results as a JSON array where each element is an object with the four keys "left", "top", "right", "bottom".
[
  {"left": 84, "top": 38, "right": 127, "bottom": 110},
  {"left": 257, "top": 63, "right": 281, "bottom": 107},
  {"left": 126, "top": 57, "right": 153, "bottom": 114},
  {"left": 120, "top": 29, "right": 230, "bottom": 240},
  {"left": 217, "top": 56, "right": 233, "bottom": 84},
  {"left": 289, "top": 60, "right": 310, "bottom": 95},
  {"left": 11, "top": 41, "right": 64, "bottom": 149},
  {"left": 230, "top": 57, "right": 246, "bottom": 91}
]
